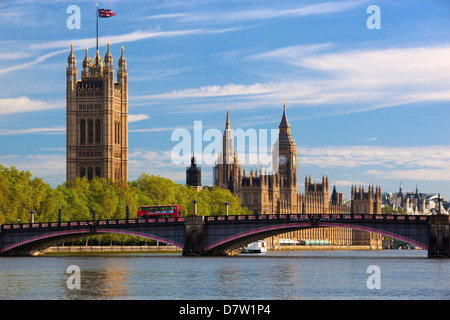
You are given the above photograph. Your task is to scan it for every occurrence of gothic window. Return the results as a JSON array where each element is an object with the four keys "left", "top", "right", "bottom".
[
  {"left": 95, "top": 119, "right": 101, "bottom": 144},
  {"left": 95, "top": 167, "right": 101, "bottom": 178},
  {"left": 80, "top": 120, "right": 86, "bottom": 145},
  {"left": 88, "top": 120, "right": 94, "bottom": 144},
  {"left": 115, "top": 121, "right": 121, "bottom": 145},
  {"left": 80, "top": 167, "right": 85, "bottom": 178},
  {"left": 254, "top": 193, "right": 258, "bottom": 204},
  {"left": 114, "top": 121, "right": 117, "bottom": 144},
  {"left": 115, "top": 122, "right": 118, "bottom": 144},
  {"left": 244, "top": 193, "right": 248, "bottom": 204},
  {"left": 87, "top": 167, "right": 93, "bottom": 181}
]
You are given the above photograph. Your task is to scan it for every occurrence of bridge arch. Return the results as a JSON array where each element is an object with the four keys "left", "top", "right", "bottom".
[
  {"left": 204, "top": 222, "right": 428, "bottom": 255},
  {"left": 1, "top": 228, "right": 184, "bottom": 256}
]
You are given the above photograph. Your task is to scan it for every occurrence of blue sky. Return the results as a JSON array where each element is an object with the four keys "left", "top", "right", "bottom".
[{"left": 0, "top": 0, "right": 449, "bottom": 200}]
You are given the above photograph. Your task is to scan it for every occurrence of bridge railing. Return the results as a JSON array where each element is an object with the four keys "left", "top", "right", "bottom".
[
  {"left": 1, "top": 214, "right": 430, "bottom": 231},
  {"left": 205, "top": 213, "right": 430, "bottom": 223},
  {"left": 0, "top": 217, "right": 186, "bottom": 231}
]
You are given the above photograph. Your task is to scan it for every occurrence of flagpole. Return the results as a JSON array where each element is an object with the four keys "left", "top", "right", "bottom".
[{"left": 96, "top": 3, "right": 99, "bottom": 52}]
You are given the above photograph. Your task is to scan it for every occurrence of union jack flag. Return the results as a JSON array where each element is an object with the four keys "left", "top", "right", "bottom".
[{"left": 98, "top": 8, "right": 116, "bottom": 18}]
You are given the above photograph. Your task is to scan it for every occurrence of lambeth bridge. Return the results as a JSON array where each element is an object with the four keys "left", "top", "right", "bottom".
[{"left": 1, "top": 213, "right": 449, "bottom": 258}]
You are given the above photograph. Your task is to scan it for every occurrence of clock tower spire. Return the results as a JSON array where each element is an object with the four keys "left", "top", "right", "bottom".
[
  {"left": 277, "top": 102, "right": 297, "bottom": 172},
  {"left": 275, "top": 102, "right": 298, "bottom": 212}
]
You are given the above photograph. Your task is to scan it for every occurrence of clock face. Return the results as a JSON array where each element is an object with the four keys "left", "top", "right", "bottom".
[{"left": 279, "top": 155, "right": 287, "bottom": 165}]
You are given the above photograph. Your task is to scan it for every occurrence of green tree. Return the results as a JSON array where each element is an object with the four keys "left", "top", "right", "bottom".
[{"left": 0, "top": 163, "right": 252, "bottom": 245}]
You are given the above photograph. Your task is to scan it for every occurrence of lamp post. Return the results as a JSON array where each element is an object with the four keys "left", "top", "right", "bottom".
[
  {"left": 436, "top": 194, "right": 443, "bottom": 215},
  {"left": 224, "top": 202, "right": 230, "bottom": 216},
  {"left": 92, "top": 207, "right": 96, "bottom": 220},
  {"left": 192, "top": 200, "right": 198, "bottom": 216},
  {"left": 29, "top": 210, "right": 35, "bottom": 224}
]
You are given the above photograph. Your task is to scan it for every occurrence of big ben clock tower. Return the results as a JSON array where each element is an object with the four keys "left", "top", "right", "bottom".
[
  {"left": 276, "top": 103, "right": 298, "bottom": 210},
  {"left": 277, "top": 103, "right": 297, "bottom": 176}
]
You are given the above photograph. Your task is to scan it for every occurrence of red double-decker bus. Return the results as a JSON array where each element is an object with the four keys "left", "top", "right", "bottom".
[{"left": 137, "top": 205, "right": 182, "bottom": 218}]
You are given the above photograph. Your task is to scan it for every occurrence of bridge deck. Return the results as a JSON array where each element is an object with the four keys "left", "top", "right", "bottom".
[{"left": 1, "top": 213, "right": 432, "bottom": 256}]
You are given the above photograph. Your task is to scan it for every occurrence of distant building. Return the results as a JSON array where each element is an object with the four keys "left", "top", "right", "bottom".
[
  {"left": 385, "top": 183, "right": 448, "bottom": 215},
  {"left": 66, "top": 43, "right": 128, "bottom": 182},
  {"left": 186, "top": 155, "right": 202, "bottom": 191},
  {"left": 331, "top": 185, "right": 343, "bottom": 205},
  {"left": 351, "top": 185, "right": 382, "bottom": 214}
]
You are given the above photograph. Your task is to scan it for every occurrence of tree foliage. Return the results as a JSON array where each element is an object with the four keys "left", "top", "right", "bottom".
[
  {"left": 0, "top": 166, "right": 250, "bottom": 226},
  {"left": 381, "top": 205, "right": 406, "bottom": 215}
]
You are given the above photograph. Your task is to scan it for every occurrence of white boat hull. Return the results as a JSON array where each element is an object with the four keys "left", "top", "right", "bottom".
[{"left": 242, "top": 240, "right": 267, "bottom": 254}]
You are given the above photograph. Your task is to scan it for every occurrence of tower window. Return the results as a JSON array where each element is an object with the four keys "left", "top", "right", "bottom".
[
  {"left": 80, "top": 120, "right": 86, "bottom": 145},
  {"left": 88, "top": 120, "right": 93, "bottom": 144},
  {"left": 80, "top": 167, "right": 85, "bottom": 178},
  {"left": 95, "top": 166, "right": 101, "bottom": 178},
  {"left": 95, "top": 119, "right": 101, "bottom": 144}
]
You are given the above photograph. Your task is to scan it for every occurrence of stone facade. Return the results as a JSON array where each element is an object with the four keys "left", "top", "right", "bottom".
[
  {"left": 213, "top": 105, "right": 382, "bottom": 248},
  {"left": 66, "top": 43, "right": 128, "bottom": 182}
]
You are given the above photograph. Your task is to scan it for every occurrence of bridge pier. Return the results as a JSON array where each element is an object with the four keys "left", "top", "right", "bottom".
[
  {"left": 428, "top": 215, "right": 450, "bottom": 258},
  {"left": 183, "top": 215, "right": 206, "bottom": 256}
]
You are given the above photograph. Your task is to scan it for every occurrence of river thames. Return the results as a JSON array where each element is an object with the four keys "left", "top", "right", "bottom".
[{"left": 0, "top": 250, "right": 448, "bottom": 300}]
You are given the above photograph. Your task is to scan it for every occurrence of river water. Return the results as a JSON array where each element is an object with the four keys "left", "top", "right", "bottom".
[{"left": 0, "top": 250, "right": 448, "bottom": 300}]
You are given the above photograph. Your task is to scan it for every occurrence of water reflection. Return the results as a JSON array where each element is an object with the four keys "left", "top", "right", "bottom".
[
  {"left": 64, "top": 258, "right": 132, "bottom": 299},
  {"left": 0, "top": 250, "right": 448, "bottom": 300}
]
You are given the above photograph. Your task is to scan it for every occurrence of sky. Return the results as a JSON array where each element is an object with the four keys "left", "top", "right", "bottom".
[{"left": 0, "top": 0, "right": 449, "bottom": 201}]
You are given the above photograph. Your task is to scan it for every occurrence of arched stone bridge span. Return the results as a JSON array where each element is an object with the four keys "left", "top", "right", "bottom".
[{"left": 0, "top": 213, "right": 448, "bottom": 258}]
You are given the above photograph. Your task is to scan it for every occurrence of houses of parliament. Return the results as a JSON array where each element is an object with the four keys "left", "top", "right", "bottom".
[
  {"left": 66, "top": 44, "right": 381, "bottom": 248},
  {"left": 192, "top": 105, "right": 383, "bottom": 248}
]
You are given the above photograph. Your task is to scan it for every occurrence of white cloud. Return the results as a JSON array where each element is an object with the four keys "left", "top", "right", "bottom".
[
  {"left": 331, "top": 180, "right": 369, "bottom": 187},
  {"left": 0, "top": 154, "right": 65, "bottom": 186},
  {"left": 0, "top": 26, "right": 243, "bottom": 75},
  {"left": 0, "top": 127, "right": 65, "bottom": 136},
  {"left": 251, "top": 44, "right": 450, "bottom": 112},
  {"left": 128, "top": 149, "right": 186, "bottom": 182},
  {"left": 144, "top": 44, "right": 450, "bottom": 116},
  {"left": 0, "top": 97, "right": 63, "bottom": 115},
  {"left": 137, "top": 82, "right": 280, "bottom": 99},
  {"left": 146, "top": 0, "right": 367, "bottom": 24},
  {"left": 0, "top": 49, "right": 67, "bottom": 75},
  {"left": 128, "top": 114, "right": 150, "bottom": 123},
  {"left": 300, "top": 145, "right": 450, "bottom": 181},
  {"left": 27, "top": 27, "right": 243, "bottom": 52},
  {"left": 366, "top": 169, "right": 450, "bottom": 182}
]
